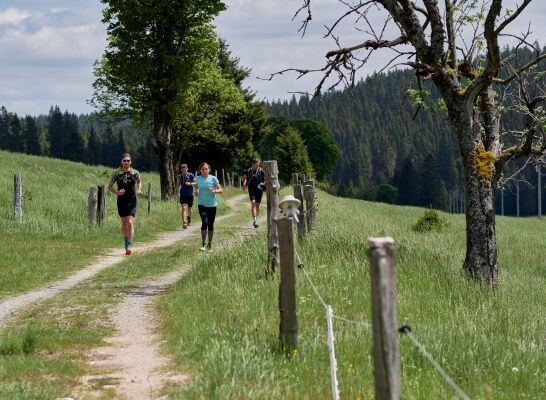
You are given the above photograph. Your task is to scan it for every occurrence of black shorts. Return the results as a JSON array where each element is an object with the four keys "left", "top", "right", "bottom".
[
  {"left": 249, "top": 188, "right": 263, "bottom": 203},
  {"left": 117, "top": 197, "right": 137, "bottom": 217},
  {"left": 179, "top": 195, "right": 194, "bottom": 208}
]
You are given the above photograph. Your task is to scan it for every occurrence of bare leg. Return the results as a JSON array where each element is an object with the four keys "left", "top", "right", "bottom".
[
  {"left": 181, "top": 204, "right": 188, "bottom": 227},
  {"left": 124, "top": 216, "right": 134, "bottom": 243}
]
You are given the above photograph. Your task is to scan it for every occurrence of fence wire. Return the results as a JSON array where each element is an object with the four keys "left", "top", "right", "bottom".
[{"left": 293, "top": 247, "right": 472, "bottom": 400}]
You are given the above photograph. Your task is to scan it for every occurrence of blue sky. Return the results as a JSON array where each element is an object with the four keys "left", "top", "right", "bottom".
[{"left": 0, "top": 0, "right": 545, "bottom": 115}]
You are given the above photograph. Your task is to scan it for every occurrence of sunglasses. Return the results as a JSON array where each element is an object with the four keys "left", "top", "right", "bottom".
[{"left": 122, "top": 160, "right": 131, "bottom": 162}]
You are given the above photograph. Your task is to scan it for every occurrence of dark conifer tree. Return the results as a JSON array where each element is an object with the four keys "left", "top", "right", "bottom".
[
  {"left": 24, "top": 115, "right": 41, "bottom": 155},
  {"left": 394, "top": 156, "right": 420, "bottom": 205},
  {"left": 0, "top": 106, "right": 9, "bottom": 150},
  {"left": 419, "top": 153, "right": 446, "bottom": 209},
  {"left": 48, "top": 106, "right": 64, "bottom": 158},
  {"left": 87, "top": 126, "right": 101, "bottom": 164}
]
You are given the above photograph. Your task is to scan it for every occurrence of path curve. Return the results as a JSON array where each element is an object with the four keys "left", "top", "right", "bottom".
[
  {"left": 0, "top": 194, "right": 247, "bottom": 328},
  {"left": 76, "top": 198, "right": 265, "bottom": 399}
]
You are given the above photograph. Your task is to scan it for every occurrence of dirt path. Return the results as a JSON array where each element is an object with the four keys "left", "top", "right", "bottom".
[
  {"left": 0, "top": 194, "right": 248, "bottom": 328},
  {"left": 76, "top": 204, "right": 265, "bottom": 399}
]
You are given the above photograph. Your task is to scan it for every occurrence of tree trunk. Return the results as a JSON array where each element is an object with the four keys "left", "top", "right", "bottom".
[
  {"left": 462, "top": 159, "right": 498, "bottom": 288},
  {"left": 154, "top": 111, "right": 175, "bottom": 199},
  {"left": 448, "top": 92, "right": 500, "bottom": 288}
]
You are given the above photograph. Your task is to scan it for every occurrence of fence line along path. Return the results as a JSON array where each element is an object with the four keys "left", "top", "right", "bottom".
[{"left": 0, "top": 194, "right": 247, "bottom": 328}]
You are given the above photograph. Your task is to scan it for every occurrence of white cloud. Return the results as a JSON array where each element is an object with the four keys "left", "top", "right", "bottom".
[{"left": 0, "top": 8, "right": 31, "bottom": 26}]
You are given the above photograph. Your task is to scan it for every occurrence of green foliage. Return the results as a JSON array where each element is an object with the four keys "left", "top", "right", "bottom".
[
  {"left": 92, "top": 0, "right": 225, "bottom": 120},
  {"left": 260, "top": 116, "right": 338, "bottom": 180},
  {"left": 376, "top": 183, "right": 398, "bottom": 204},
  {"left": 411, "top": 208, "right": 448, "bottom": 232},
  {"left": 272, "top": 126, "right": 314, "bottom": 183}
]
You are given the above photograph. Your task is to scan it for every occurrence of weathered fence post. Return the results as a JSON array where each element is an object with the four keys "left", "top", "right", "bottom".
[
  {"left": 367, "top": 237, "right": 401, "bottom": 400},
  {"left": 264, "top": 161, "right": 280, "bottom": 273},
  {"left": 14, "top": 173, "right": 22, "bottom": 221},
  {"left": 232, "top": 172, "right": 235, "bottom": 188},
  {"left": 96, "top": 185, "right": 106, "bottom": 226},
  {"left": 147, "top": 182, "right": 152, "bottom": 214},
  {"left": 222, "top": 169, "right": 226, "bottom": 186},
  {"left": 304, "top": 179, "right": 317, "bottom": 232},
  {"left": 214, "top": 169, "right": 218, "bottom": 179},
  {"left": 277, "top": 216, "right": 298, "bottom": 352},
  {"left": 238, "top": 176, "right": 242, "bottom": 189},
  {"left": 87, "top": 187, "right": 98, "bottom": 226},
  {"left": 293, "top": 178, "right": 306, "bottom": 239}
]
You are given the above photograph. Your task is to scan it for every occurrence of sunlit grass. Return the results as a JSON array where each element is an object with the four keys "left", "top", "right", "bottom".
[
  {"left": 160, "top": 190, "right": 545, "bottom": 399},
  {"left": 0, "top": 150, "right": 233, "bottom": 297}
]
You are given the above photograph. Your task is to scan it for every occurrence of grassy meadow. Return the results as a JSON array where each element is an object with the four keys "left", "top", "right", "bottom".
[
  {"left": 0, "top": 150, "right": 231, "bottom": 298},
  {"left": 159, "top": 190, "right": 545, "bottom": 399}
]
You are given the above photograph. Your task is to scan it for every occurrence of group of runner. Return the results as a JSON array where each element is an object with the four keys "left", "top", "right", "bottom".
[{"left": 108, "top": 153, "right": 265, "bottom": 255}]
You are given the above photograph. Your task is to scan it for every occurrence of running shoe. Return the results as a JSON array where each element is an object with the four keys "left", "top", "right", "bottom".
[
  {"left": 200, "top": 243, "right": 206, "bottom": 252},
  {"left": 183, "top": 223, "right": 188, "bottom": 229},
  {"left": 125, "top": 248, "right": 132, "bottom": 256},
  {"left": 253, "top": 220, "right": 259, "bottom": 228},
  {"left": 207, "top": 243, "right": 213, "bottom": 253}
]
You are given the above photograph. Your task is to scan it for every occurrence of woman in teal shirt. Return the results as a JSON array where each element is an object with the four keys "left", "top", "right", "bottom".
[{"left": 195, "top": 162, "right": 223, "bottom": 251}]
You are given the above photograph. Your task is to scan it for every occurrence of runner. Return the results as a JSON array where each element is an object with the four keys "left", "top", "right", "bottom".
[
  {"left": 195, "top": 162, "right": 223, "bottom": 252},
  {"left": 108, "top": 153, "right": 142, "bottom": 255},
  {"left": 177, "top": 163, "right": 195, "bottom": 229},
  {"left": 242, "top": 158, "right": 265, "bottom": 228}
]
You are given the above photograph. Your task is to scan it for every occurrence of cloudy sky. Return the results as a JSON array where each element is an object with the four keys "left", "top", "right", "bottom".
[{"left": 0, "top": 0, "right": 545, "bottom": 115}]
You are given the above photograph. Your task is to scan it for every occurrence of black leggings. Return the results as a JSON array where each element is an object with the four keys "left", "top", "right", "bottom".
[{"left": 198, "top": 205, "right": 217, "bottom": 231}]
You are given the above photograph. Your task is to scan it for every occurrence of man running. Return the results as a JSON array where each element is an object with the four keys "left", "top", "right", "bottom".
[
  {"left": 242, "top": 158, "right": 265, "bottom": 228},
  {"left": 177, "top": 163, "right": 195, "bottom": 229}
]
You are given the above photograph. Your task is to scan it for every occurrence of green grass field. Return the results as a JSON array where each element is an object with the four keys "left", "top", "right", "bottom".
[
  {"left": 160, "top": 190, "right": 545, "bottom": 399},
  {"left": 0, "top": 150, "right": 230, "bottom": 298}
]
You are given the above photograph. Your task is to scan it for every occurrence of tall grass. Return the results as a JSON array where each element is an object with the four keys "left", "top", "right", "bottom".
[
  {"left": 160, "top": 190, "right": 545, "bottom": 399},
  {"left": 0, "top": 150, "right": 231, "bottom": 297}
]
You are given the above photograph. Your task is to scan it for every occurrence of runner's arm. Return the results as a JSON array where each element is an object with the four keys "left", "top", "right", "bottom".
[
  {"left": 212, "top": 182, "right": 223, "bottom": 194},
  {"left": 108, "top": 178, "right": 123, "bottom": 196}
]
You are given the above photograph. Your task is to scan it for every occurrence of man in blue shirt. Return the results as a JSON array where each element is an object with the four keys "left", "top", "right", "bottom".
[{"left": 177, "top": 163, "right": 196, "bottom": 229}]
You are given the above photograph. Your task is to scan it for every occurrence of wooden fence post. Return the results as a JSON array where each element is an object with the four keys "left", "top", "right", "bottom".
[
  {"left": 367, "top": 237, "right": 401, "bottom": 400},
  {"left": 87, "top": 187, "right": 98, "bottom": 226},
  {"left": 277, "top": 216, "right": 298, "bottom": 352},
  {"left": 264, "top": 160, "right": 280, "bottom": 273},
  {"left": 96, "top": 185, "right": 106, "bottom": 226},
  {"left": 304, "top": 180, "right": 317, "bottom": 232},
  {"left": 222, "top": 169, "right": 226, "bottom": 186},
  {"left": 14, "top": 173, "right": 22, "bottom": 221},
  {"left": 147, "top": 182, "right": 152, "bottom": 214}
]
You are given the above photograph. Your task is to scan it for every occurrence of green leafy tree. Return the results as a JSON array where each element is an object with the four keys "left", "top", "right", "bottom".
[
  {"left": 92, "top": 0, "right": 225, "bottom": 198},
  {"left": 260, "top": 116, "right": 338, "bottom": 180},
  {"left": 272, "top": 126, "right": 314, "bottom": 183},
  {"left": 173, "top": 60, "right": 247, "bottom": 169}
]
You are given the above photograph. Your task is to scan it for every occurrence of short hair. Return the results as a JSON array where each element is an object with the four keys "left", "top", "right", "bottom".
[
  {"left": 252, "top": 158, "right": 260, "bottom": 164},
  {"left": 180, "top": 163, "right": 188, "bottom": 169}
]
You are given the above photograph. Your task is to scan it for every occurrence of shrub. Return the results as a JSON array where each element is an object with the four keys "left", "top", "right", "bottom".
[{"left": 411, "top": 208, "right": 447, "bottom": 232}]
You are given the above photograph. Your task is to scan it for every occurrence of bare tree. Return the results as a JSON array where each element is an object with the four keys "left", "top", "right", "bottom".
[{"left": 271, "top": 0, "right": 545, "bottom": 287}]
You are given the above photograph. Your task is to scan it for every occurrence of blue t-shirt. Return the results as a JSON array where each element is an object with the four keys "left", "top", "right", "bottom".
[
  {"left": 197, "top": 175, "right": 219, "bottom": 207},
  {"left": 177, "top": 172, "right": 195, "bottom": 197}
]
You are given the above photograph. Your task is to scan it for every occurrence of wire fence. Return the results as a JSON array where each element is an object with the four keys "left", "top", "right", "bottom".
[{"left": 294, "top": 248, "right": 472, "bottom": 400}]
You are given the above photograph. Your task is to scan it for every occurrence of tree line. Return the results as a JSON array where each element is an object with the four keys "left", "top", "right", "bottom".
[{"left": 268, "top": 53, "right": 545, "bottom": 217}]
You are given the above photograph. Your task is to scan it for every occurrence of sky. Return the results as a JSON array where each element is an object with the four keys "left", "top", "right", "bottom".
[{"left": 0, "top": 0, "right": 545, "bottom": 115}]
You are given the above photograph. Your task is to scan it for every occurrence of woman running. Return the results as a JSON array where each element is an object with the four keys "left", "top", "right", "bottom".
[
  {"left": 195, "top": 162, "right": 223, "bottom": 252},
  {"left": 108, "top": 153, "right": 142, "bottom": 255}
]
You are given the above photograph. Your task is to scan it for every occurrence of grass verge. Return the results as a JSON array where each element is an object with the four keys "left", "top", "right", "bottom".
[{"left": 160, "top": 190, "right": 545, "bottom": 399}]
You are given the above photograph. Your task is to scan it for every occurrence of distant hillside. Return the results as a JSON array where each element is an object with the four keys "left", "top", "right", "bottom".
[{"left": 268, "top": 60, "right": 545, "bottom": 216}]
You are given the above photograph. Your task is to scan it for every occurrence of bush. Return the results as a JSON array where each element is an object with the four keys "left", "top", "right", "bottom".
[{"left": 411, "top": 208, "right": 447, "bottom": 232}]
